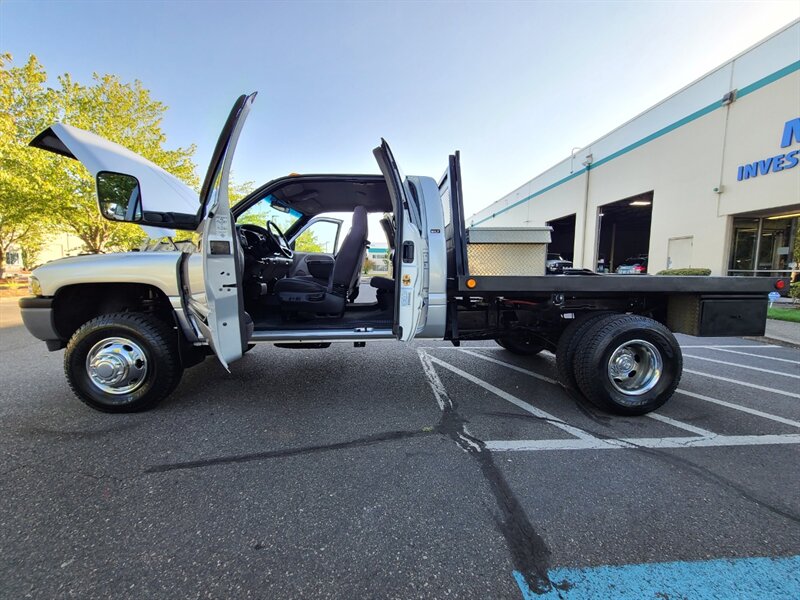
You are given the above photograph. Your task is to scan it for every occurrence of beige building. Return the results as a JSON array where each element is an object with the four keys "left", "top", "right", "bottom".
[
  {"left": 470, "top": 20, "right": 800, "bottom": 281},
  {"left": 6, "top": 231, "right": 85, "bottom": 276}
]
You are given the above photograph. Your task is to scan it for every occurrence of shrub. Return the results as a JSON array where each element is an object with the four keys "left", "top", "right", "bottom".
[
  {"left": 656, "top": 268, "right": 712, "bottom": 276},
  {"left": 790, "top": 280, "right": 800, "bottom": 302}
]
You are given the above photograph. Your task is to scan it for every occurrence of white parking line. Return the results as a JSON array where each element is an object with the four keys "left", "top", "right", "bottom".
[
  {"left": 646, "top": 413, "right": 717, "bottom": 437},
  {"left": 459, "top": 349, "right": 557, "bottom": 384},
  {"left": 683, "top": 369, "right": 800, "bottom": 399},
  {"left": 420, "top": 346, "right": 800, "bottom": 453},
  {"left": 683, "top": 354, "right": 800, "bottom": 379},
  {"left": 416, "top": 349, "right": 451, "bottom": 411},
  {"left": 485, "top": 434, "right": 800, "bottom": 452},
  {"left": 679, "top": 344, "right": 780, "bottom": 349},
  {"left": 674, "top": 389, "right": 800, "bottom": 429},
  {"left": 418, "top": 346, "right": 505, "bottom": 351},
  {"left": 425, "top": 353, "right": 598, "bottom": 441},
  {"left": 459, "top": 348, "right": 721, "bottom": 436},
  {"left": 701, "top": 346, "right": 800, "bottom": 365},
  {"left": 423, "top": 344, "right": 785, "bottom": 351},
  {"left": 456, "top": 347, "right": 800, "bottom": 429}
]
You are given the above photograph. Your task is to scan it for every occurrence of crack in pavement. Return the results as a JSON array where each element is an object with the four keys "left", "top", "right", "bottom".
[
  {"left": 147, "top": 351, "right": 560, "bottom": 594},
  {"left": 144, "top": 429, "right": 435, "bottom": 474},
  {"left": 418, "top": 349, "right": 555, "bottom": 595}
]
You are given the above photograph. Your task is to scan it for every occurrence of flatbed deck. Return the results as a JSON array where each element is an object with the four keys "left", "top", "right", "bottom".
[{"left": 456, "top": 274, "right": 777, "bottom": 295}]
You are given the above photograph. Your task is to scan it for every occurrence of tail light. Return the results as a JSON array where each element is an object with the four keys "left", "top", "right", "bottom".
[
  {"left": 775, "top": 279, "right": 786, "bottom": 290},
  {"left": 634, "top": 265, "right": 644, "bottom": 273}
]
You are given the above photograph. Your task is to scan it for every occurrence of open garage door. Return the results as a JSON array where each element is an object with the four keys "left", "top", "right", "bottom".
[
  {"left": 546, "top": 213, "right": 576, "bottom": 262},
  {"left": 596, "top": 192, "right": 653, "bottom": 273}
]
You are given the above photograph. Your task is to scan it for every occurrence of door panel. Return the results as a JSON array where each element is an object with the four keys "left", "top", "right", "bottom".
[
  {"left": 289, "top": 252, "right": 335, "bottom": 279},
  {"left": 185, "top": 93, "right": 256, "bottom": 369},
  {"left": 373, "top": 140, "right": 426, "bottom": 341}
]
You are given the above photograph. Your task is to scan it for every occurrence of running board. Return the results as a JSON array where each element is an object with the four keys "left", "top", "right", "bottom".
[{"left": 249, "top": 328, "right": 395, "bottom": 343}]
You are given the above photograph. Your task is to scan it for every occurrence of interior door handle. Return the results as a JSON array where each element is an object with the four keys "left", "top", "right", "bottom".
[{"left": 402, "top": 241, "right": 414, "bottom": 263}]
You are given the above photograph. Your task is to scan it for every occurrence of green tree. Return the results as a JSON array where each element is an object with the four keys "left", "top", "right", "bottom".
[
  {"left": 0, "top": 54, "right": 55, "bottom": 276},
  {"left": 294, "top": 229, "right": 324, "bottom": 253},
  {"left": 362, "top": 257, "right": 376, "bottom": 274},
  {"left": 229, "top": 178, "right": 255, "bottom": 205}
]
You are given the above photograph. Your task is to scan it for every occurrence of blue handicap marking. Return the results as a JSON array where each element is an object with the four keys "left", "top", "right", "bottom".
[{"left": 514, "top": 555, "right": 800, "bottom": 599}]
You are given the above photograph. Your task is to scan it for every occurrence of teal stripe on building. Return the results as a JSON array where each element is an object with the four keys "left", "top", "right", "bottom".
[{"left": 473, "top": 60, "right": 800, "bottom": 228}]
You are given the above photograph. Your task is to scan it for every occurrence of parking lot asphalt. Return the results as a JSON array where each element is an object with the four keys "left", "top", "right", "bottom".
[{"left": 1, "top": 299, "right": 799, "bottom": 599}]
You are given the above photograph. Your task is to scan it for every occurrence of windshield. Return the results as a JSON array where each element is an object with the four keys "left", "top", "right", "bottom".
[{"left": 236, "top": 194, "right": 302, "bottom": 231}]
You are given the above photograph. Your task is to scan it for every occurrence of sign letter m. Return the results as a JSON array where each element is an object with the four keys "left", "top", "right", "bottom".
[{"left": 781, "top": 118, "right": 800, "bottom": 148}]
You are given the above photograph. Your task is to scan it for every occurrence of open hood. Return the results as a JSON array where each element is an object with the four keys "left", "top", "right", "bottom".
[
  {"left": 29, "top": 93, "right": 256, "bottom": 235},
  {"left": 30, "top": 123, "right": 199, "bottom": 233}
]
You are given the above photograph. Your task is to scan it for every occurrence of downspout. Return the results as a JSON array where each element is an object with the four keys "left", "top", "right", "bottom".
[
  {"left": 716, "top": 63, "right": 736, "bottom": 276},
  {"left": 579, "top": 154, "right": 594, "bottom": 269}
]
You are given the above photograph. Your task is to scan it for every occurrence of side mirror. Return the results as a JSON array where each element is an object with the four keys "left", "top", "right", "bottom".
[{"left": 97, "top": 172, "right": 142, "bottom": 222}]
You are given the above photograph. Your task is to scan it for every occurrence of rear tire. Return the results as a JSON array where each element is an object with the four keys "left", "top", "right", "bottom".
[
  {"left": 555, "top": 312, "right": 616, "bottom": 391},
  {"left": 64, "top": 313, "right": 183, "bottom": 413},
  {"left": 573, "top": 314, "right": 682, "bottom": 415},
  {"left": 495, "top": 336, "right": 546, "bottom": 356}
]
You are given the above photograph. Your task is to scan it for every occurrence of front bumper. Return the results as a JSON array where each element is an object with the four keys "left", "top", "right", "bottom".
[{"left": 18, "top": 296, "right": 61, "bottom": 346}]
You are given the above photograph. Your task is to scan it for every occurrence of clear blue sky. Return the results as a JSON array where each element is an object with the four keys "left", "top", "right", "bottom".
[{"left": 2, "top": 1, "right": 798, "bottom": 216}]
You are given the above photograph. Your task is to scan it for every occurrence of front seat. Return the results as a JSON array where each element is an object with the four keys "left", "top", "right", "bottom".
[{"left": 274, "top": 206, "right": 368, "bottom": 315}]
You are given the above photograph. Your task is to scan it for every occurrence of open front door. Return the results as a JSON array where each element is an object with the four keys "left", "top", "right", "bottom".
[
  {"left": 30, "top": 93, "right": 257, "bottom": 367},
  {"left": 373, "top": 139, "right": 426, "bottom": 341},
  {"left": 185, "top": 93, "right": 256, "bottom": 369}
]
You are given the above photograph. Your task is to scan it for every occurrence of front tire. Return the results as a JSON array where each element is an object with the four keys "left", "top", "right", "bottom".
[
  {"left": 573, "top": 314, "right": 682, "bottom": 415},
  {"left": 64, "top": 313, "right": 183, "bottom": 413}
]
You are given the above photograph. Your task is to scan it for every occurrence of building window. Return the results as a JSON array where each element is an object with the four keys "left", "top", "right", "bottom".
[
  {"left": 729, "top": 218, "right": 759, "bottom": 273},
  {"left": 728, "top": 214, "right": 798, "bottom": 277}
]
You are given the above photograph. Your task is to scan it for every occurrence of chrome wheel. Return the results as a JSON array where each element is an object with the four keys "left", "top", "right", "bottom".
[
  {"left": 606, "top": 339, "right": 662, "bottom": 397},
  {"left": 85, "top": 337, "right": 148, "bottom": 395}
]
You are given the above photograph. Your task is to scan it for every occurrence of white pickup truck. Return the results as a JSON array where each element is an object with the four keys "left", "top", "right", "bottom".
[{"left": 20, "top": 93, "right": 776, "bottom": 414}]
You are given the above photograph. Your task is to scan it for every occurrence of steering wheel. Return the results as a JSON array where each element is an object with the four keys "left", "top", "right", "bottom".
[
  {"left": 238, "top": 224, "right": 271, "bottom": 257},
  {"left": 266, "top": 220, "right": 293, "bottom": 259}
]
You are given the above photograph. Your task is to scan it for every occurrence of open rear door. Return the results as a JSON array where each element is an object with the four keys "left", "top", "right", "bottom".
[
  {"left": 185, "top": 93, "right": 256, "bottom": 369},
  {"left": 373, "top": 140, "right": 426, "bottom": 341}
]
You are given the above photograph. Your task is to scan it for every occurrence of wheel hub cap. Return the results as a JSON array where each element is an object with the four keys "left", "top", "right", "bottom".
[
  {"left": 86, "top": 337, "right": 147, "bottom": 395},
  {"left": 606, "top": 339, "right": 663, "bottom": 397}
]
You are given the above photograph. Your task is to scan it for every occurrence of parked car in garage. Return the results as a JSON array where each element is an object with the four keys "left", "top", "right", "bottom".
[
  {"left": 616, "top": 256, "right": 648, "bottom": 274},
  {"left": 546, "top": 253, "right": 573, "bottom": 274}
]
